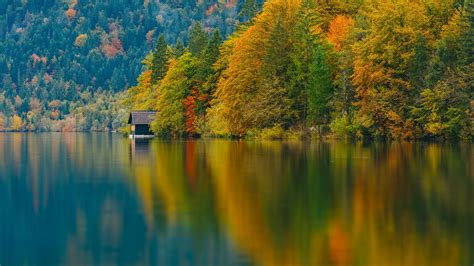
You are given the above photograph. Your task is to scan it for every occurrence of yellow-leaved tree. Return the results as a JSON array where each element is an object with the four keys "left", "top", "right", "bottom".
[
  {"left": 327, "top": 15, "right": 354, "bottom": 52},
  {"left": 352, "top": 0, "right": 432, "bottom": 138},
  {"left": 11, "top": 115, "right": 23, "bottom": 131},
  {"left": 0, "top": 112, "right": 5, "bottom": 130},
  {"left": 211, "top": 0, "right": 302, "bottom": 136}
]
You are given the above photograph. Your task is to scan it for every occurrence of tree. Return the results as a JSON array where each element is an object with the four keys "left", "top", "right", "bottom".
[
  {"left": 212, "top": 17, "right": 267, "bottom": 135},
  {"left": 426, "top": 10, "right": 466, "bottom": 86},
  {"left": 151, "top": 34, "right": 169, "bottom": 84},
  {"left": 65, "top": 7, "right": 77, "bottom": 21},
  {"left": 461, "top": 0, "right": 474, "bottom": 65},
  {"left": 255, "top": 15, "right": 294, "bottom": 128},
  {"left": 289, "top": 0, "right": 321, "bottom": 127},
  {"left": 152, "top": 52, "right": 199, "bottom": 137},
  {"left": 173, "top": 38, "right": 186, "bottom": 59},
  {"left": 240, "top": 0, "right": 259, "bottom": 22},
  {"left": 204, "top": 30, "right": 222, "bottom": 67},
  {"left": 308, "top": 43, "right": 333, "bottom": 125},
  {"left": 10, "top": 115, "right": 23, "bottom": 131},
  {"left": 74, "top": 34, "right": 88, "bottom": 47},
  {"left": 416, "top": 5, "right": 473, "bottom": 139},
  {"left": 328, "top": 15, "right": 357, "bottom": 129},
  {"left": 206, "top": 35, "right": 238, "bottom": 136},
  {"left": 0, "top": 112, "right": 5, "bottom": 130},
  {"left": 411, "top": 69, "right": 471, "bottom": 139},
  {"left": 352, "top": 0, "right": 431, "bottom": 138},
  {"left": 188, "top": 23, "right": 209, "bottom": 57},
  {"left": 327, "top": 15, "right": 355, "bottom": 52}
]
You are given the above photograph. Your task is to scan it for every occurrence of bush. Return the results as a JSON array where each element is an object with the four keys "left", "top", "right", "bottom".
[
  {"left": 330, "top": 115, "right": 353, "bottom": 138},
  {"left": 259, "top": 125, "right": 286, "bottom": 140},
  {"left": 245, "top": 125, "right": 287, "bottom": 140}
]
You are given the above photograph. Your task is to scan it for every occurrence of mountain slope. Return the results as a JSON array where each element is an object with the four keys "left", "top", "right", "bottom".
[{"left": 0, "top": 0, "right": 261, "bottom": 130}]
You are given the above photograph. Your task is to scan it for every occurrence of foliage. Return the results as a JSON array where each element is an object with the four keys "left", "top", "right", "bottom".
[
  {"left": 127, "top": 25, "right": 224, "bottom": 137},
  {"left": 329, "top": 115, "right": 359, "bottom": 138},
  {"left": 151, "top": 53, "right": 198, "bottom": 136},
  {"left": 151, "top": 34, "right": 169, "bottom": 84},
  {"left": 4, "top": 0, "right": 471, "bottom": 139},
  {"left": 10, "top": 115, "right": 23, "bottom": 131},
  {"left": 188, "top": 23, "right": 210, "bottom": 57},
  {"left": 250, "top": 124, "right": 286, "bottom": 140},
  {"left": 126, "top": 0, "right": 472, "bottom": 140},
  {"left": 411, "top": 68, "right": 472, "bottom": 139},
  {"left": 0, "top": 0, "right": 262, "bottom": 132},
  {"left": 307, "top": 43, "right": 333, "bottom": 125}
]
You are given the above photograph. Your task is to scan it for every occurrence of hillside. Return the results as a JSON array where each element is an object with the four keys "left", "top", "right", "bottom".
[
  {"left": 126, "top": 0, "right": 473, "bottom": 140},
  {"left": 1, "top": 0, "right": 472, "bottom": 139},
  {"left": 0, "top": 0, "right": 261, "bottom": 131}
]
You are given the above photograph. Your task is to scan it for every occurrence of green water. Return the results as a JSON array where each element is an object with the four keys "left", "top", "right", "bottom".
[{"left": 0, "top": 133, "right": 472, "bottom": 265}]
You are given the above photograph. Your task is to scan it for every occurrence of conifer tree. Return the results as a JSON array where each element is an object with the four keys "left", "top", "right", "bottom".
[
  {"left": 240, "top": 0, "right": 259, "bottom": 22},
  {"left": 204, "top": 30, "right": 222, "bottom": 66},
  {"left": 308, "top": 43, "right": 333, "bottom": 125},
  {"left": 189, "top": 23, "right": 209, "bottom": 57},
  {"left": 197, "top": 30, "right": 222, "bottom": 115},
  {"left": 289, "top": 0, "right": 321, "bottom": 126},
  {"left": 461, "top": 0, "right": 474, "bottom": 65},
  {"left": 151, "top": 34, "right": 169, "bottom": 84},
  {"left": 173, "top": 38, "right": 186, "bottom": 59}
]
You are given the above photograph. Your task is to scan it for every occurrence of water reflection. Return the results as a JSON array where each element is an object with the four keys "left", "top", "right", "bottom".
[{"left": 0, "top": 134, "right": 472, "bottom": 265}]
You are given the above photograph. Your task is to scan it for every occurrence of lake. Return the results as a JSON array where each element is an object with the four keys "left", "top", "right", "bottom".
[{"left": 0, "top": 133, "right": 472, "bottom": 265}]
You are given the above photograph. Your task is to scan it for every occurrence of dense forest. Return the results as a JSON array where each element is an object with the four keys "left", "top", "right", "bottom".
[
  {"left": 127, "top": 0, "right": 473, "bottom": 140},
  {"left": 1, "top": 0, "right": 472, "bottom": 140},
  {"left": 0, "top": 0, "right": 262, "bottom": 131}
]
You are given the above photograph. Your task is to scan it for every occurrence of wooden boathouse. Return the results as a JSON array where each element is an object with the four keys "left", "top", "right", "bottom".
[{"left": 127, "top": 111, "right": 157, "bottom": 139}]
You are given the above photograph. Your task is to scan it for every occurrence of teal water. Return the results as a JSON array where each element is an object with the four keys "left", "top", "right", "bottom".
[{"left": 0, "top": 133, "right": 472, "bottom": 265}]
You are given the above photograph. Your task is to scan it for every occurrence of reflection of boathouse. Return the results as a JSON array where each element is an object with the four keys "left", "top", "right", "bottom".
[
  {"left": 127, "top": 111, "right": 156, "bottom": 139},
  {"left": 129, "top": 139, "right": 151, "bottom": 165}
]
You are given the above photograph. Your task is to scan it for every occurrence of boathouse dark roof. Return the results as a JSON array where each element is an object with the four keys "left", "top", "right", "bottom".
[{"left": 128, "top": 111, "right": 157, "bottom": 125}]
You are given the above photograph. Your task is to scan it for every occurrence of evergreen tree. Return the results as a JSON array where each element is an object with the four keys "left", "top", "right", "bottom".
[
  {"left": 461, "top": 0, "right": 474, "bottom": 65},
  {"left": 196, "top": 30, "right": 222, "bottom": 116},
  {"left": 289, "top": 0, "right": 320, "bottom": 126},
  {"left": 408, "top": 33, "right": 429, "bottom": 90},
  {"left": 204, "top": 30, "right": 222, "bottom": 66},
  {"left": 151, "top": 34, "right": 169, "bottom": 84},
  {"left": 188, "top": 23, "right": 209, "bottom": 57},
  {"left": 308, "top": 43, "right": 333, "bottom": 125},
  {"left": 173, "top": 38, "right": 186, "bottom": 59},
  {"left": 240, "top": 0, "right": 259, "bottom": 22}
]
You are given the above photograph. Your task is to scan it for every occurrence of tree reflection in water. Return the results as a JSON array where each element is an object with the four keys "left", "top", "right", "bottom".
[
  {"left": 0, "top": 134, "right": 472, "bottom": 265},
  {"left": 129, "top": 140, "right": 473, "bottom": 266}
]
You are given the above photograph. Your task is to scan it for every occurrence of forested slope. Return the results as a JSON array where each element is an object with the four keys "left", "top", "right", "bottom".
[
  {"left": 1, "top": 0, "right": 472, "bottom": 139},
  {"left": 127, "top": 0, "right": 473, "bottom": 140},
  {"left": 0, "top": 0, "right": 261, "bottom": 131}
]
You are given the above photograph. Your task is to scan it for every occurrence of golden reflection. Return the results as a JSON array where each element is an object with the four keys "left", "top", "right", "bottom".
[
  {"left": 2, "top": 134, "right": 470, "bottom": 265},
  {"left": 126, "top": 140, "right": 473, "bottom": 266}
]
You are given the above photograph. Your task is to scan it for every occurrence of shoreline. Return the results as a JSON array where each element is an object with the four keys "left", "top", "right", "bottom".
[{"left": 1, "top": 130, "right": 472, "bottom": 143}]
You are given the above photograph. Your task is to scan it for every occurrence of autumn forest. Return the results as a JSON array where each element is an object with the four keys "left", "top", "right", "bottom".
[{"left": 1, "top": 0, "right": 473, "bottom": 140}]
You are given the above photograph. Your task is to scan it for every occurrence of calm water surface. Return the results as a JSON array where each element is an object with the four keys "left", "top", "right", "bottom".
[{"left": 0, "top": 133, "right": 472, "bottom": 266}]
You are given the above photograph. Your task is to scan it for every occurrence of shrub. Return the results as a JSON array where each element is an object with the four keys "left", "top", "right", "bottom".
[{"left": 330, "top": 115, "right": 353, "bottom": 138}]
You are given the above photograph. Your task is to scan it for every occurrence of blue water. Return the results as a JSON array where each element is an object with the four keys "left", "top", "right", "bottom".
[{"left": 0, "top": 133, "right": 472, "bottom": 265}]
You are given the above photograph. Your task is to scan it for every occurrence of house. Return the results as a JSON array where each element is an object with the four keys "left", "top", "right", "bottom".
[{"left": 127, "top": 111, "right": 157, "bottom": 139}]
